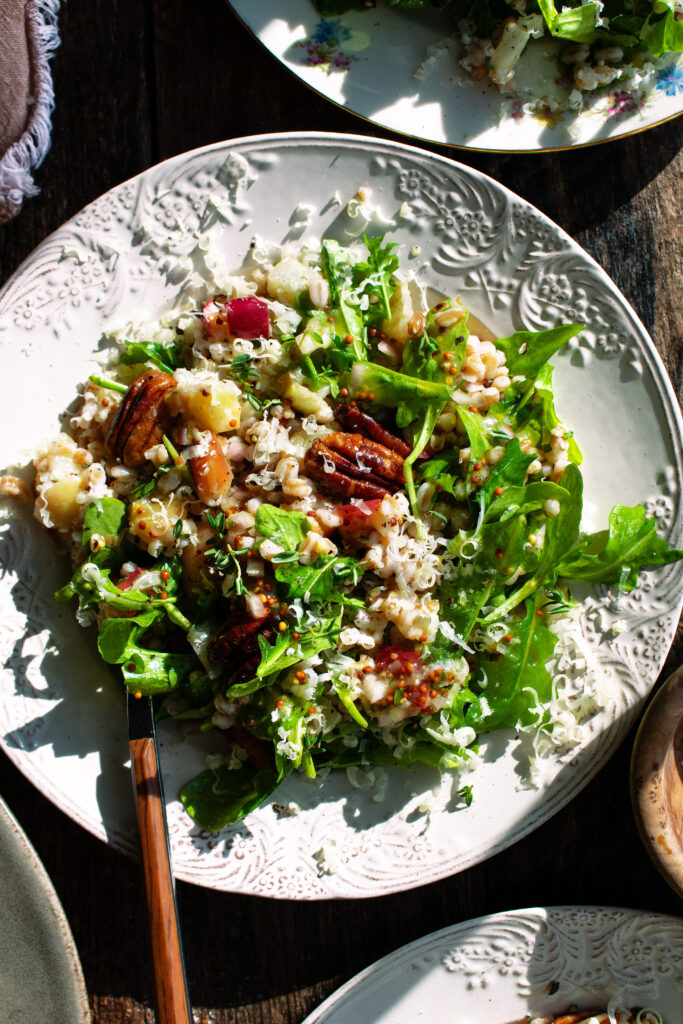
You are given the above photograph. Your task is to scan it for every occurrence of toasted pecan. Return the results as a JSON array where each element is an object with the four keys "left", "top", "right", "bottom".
[
  {"left": 304, "top": 430, "right": 406, "bottom": 500},
  {"left": 334, "top": 403, "right": 412, "bottom": 458},
  {"left": 107, "top": 370, "right": 177, "bottom": 467},
  {"left": 208, "top": 616, "right": 275, "bottom": 669}
]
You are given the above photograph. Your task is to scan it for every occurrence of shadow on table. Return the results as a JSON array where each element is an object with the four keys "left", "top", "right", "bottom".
[{"left": 456, "top": 115, "right": 682, "bottom": 241}]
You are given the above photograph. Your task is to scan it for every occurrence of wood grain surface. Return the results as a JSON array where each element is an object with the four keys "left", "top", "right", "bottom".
[{"left": 0, "top": 1, "right": 681, "bottom": 1022}]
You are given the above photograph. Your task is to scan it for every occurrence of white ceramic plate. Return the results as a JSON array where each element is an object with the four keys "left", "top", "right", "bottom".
[
  {"left": 0, "top": 797, "right": 90, "bottom": 1023},
  {"left": 302, "top": 907, "right": 683, "bottom": 1024},
  {"left": 1, "top": 133, "right": 682, "bottom": 898},
  {"left": 226, "top": 2, "right": 683, "bottom": 152}
]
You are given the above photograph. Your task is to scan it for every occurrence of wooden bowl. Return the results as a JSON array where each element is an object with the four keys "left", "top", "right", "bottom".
[{"left": 630, "top": 666, "right": 683, "bottom": 898}]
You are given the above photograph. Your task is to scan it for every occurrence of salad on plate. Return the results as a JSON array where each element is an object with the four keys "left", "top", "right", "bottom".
[
  {"left": 312, "top": 0, "right": 683, "bottom": 120},
  {"left": 24, "top": 229, "right": 682, "bottom": 831}
]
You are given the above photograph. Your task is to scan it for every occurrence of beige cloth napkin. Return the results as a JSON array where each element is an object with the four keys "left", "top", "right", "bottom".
[{"left": 0, "top": 0, "right": 60, "bottom": 224}]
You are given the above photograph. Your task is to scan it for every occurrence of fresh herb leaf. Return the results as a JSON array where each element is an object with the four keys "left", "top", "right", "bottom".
[
  {"left": 227, "top": 352, "right": 259, "bottom": 383},
  {"left": 89, "top": 375, "right": 127, "bottom": 393},
  {"left": 204, "top": 545, "right": 247, "bottom": 595},
  {"left": 120, "top": 338, "right": 183, "bottom": 375},
  {"left": 207, "top": 511, "right": 226, "bottom": 537},
  {"left": 456, "top": 784, "right": 473, "bottom": 807}
]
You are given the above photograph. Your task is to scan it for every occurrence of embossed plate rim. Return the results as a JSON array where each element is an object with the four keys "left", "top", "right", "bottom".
[
  {"left": 1, "top": 131, "right": 682, "bottom": 898},
  {"left": 302, "top": 906, "right": 683, "bottom": 1024}
]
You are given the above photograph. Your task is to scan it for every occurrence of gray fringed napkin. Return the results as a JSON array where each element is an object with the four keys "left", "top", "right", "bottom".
[{"left": 0, "top": 0, "right": 60, "bottom": 224}]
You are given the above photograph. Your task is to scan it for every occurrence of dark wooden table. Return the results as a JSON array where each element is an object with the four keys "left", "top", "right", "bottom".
[{"left": 1, "top": 2, "right": 681, "bottom": 1021}]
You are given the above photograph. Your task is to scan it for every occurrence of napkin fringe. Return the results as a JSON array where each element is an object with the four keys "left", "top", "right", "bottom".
[{"left": 0, "top": 0, "right": 61, "bottom": 220}]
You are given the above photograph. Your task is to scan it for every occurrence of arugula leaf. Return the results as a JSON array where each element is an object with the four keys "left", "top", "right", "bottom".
[
  {"left": 645, "top": 0, "right": 683, "bottom": 56},
  {"left": 421, "top": 447, "right": 462, "bottom": 498},
  {"left": 351, "top": 234, "right": 399, "bottom": 321},
  {"left": 120, "top": 338, "right": 183, "bottom": 375},
  {"left": 485, "top": 480, "right": 571, "bottom": 524},
  {"left": 556, "top": 503, "right": 683, "bottom": 589},
  {"left": 321, "top": 240, "right": 367, "bottom": 361},
  {"left": 255, "top": 618, "right": 340, "bottom": 680},
  {"left": 468, "top": 599, "right": 557, "bottom": 732},
  {"left": 225, "top": 616, "right": 341, "bottom": 698},
  {"left": 81, "top": 497, "right": 126, "bottom": 549},
  {"left": 537, "top": 0, "right": 604, "bottom": 42},
  {"left": 457, "top": 406, "right": 490, "bottom": 460},
  {"left": 533, "top": 363, "right": 583, "bottom": 465},
  {"left": 55, "top": 561, "right": 191, "bottom": 630},
  {"left": 243, "top": 690, "right": 318, "bottom": 774},
  {"left": 481, "top": 439, "right": 537, "bottom": 504},
  {"left": 481, "top": 464, "right": 582, "bottom": 621},
  {"left": 254, "top": 504, "right": 312, "bottom": 549},
  {"left": 333, "top": 680, "right": 368, "bottom": 728},
  {"left": 180, "top": 764, "right": 286, "bottom": 830},
  {"left": 348, "top": 361, "right": 450, "bottom": 419},
  {"left": 494, "top": 324, "right": 583, "bottom": 380},
  {"left": 430, "top": 571, "right": 493, "bottom": 654},
  {"left": 274, "top": 555, "right": 364, "bottom": 605},
  {"left": 98, "top": 610, "right": 196, "bottom": 696},
  {"left": 89, "top": 375, "right": 127, "bottom": 394}
]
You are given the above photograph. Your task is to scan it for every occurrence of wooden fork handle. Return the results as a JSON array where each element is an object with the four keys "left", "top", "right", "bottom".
[{"left": 130, "top": 736, "right": 193, "bottom": 1024}]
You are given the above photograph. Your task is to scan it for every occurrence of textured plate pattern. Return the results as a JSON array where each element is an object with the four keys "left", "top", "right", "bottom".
[
  {"left": 0, "top": 133, "right": 682, "bottom": 897},
  {"left": 302, "top": 907, "right": 683, "bottom": 1023}
]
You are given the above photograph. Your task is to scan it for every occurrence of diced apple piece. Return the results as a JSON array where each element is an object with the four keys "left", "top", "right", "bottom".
[
  {"left": 184, "top": 379, "right": 241, "bottom": 433},
  {"left": 267, "top": 257, "right": 312, "bottom": 306},
  {"left": 44, "top": 476, "right": 82, "bottom": 529},
  {"left": 277, "top": 373, "right": 334, "bottom": 422}
]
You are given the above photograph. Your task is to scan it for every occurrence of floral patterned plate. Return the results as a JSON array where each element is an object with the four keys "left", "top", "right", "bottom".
[
  {"left": 226, "top": 1, "right": 683, "bottom": 152},
  {"left": 302, "top": 907, "right": 683, "bottom": 1023},
  {"left": 0, "top": 133, "right": 682, "bottom": 897}
]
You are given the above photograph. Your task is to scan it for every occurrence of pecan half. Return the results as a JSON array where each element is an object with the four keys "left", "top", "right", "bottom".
[
  {"left": 208, "top": 616, "right": 275, "bottom": 671},
  {"left": 107, "top": 370, "right": 177, "bottom": 467},
  {"left": 334, "top": 402, "right": 411, "bottom": 458},
  {"left": 304, "top": 431, "right": 405, "bottom": 500}
]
